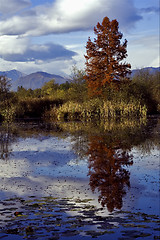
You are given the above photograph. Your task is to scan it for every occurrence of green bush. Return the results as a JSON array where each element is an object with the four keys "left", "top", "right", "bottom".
[
  {"left": 0, "top": 76, "right": 17, "bottom": 122},
  {"left": 15, "top": 97, "right": 63, "bottom": 119},
  {"left": 131, "top": 69, "right": 160, "bottom": 113}
]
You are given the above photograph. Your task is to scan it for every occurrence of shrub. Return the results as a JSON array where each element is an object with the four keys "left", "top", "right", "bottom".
[
  {"left": 131, "top": 69, "right": 160, "bottom": 113},
  {"left": 15, "top": 97, "right": 63, "bottom": 119}
]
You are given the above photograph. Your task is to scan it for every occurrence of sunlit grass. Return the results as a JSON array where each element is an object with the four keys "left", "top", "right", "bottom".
[{"left": 51, "top": 98, "right": 147, "bottom": 121}]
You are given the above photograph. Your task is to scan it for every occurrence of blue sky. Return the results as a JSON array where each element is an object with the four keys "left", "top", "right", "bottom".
[{"left": 0, "top": 0, "right": 159, "bottom": 76}]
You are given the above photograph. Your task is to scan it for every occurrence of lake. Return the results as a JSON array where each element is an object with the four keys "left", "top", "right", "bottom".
[{"left": 0, "top": 116, "right": 159, "bottom": 239}]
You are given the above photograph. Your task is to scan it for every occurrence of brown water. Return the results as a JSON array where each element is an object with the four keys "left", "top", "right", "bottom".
[{"left": 0, "top": 116, "right": 159, "bottom": 239}]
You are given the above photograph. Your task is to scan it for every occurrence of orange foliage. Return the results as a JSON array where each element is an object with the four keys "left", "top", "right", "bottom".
[
  {"left": 85, "top": 16, "right": 131, "bottom": 96},
  {"left": 87, "top": 136, "right": 133, "bottom": 212}
]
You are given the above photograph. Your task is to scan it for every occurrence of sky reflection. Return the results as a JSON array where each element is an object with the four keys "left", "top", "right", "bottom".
[{"left": 0, "top": 117, "right": 159, "bottom": 214}]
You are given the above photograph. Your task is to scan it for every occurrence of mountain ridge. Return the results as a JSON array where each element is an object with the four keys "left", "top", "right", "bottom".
[
  {"left": 15, "top": 71, "right": 67, "bottom": 91},
  {"left": 0, "top": 70, "right": 67, "bottom": 91},
  {"left": 0, "top": 67, "right": 159, "bottom": 91},
  {"left": 0, "top": 69, "right": 26, "bottom": 82},
  {"left": 131, "top": 67, "right": 160, "bottom": 76}
]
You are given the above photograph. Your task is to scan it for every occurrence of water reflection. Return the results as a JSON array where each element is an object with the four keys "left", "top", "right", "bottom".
[
  {"left": 61, "top": 117, "right": 160, "bottom": 211},
  {"left": 0, "top": 116, "right": 159, "bottom": 213},
  {"left": 0, "top": 123, "right": 17, "bottom": 160},
  {"left": 87, "top": 136, "right": 133, "bottom": 212}
]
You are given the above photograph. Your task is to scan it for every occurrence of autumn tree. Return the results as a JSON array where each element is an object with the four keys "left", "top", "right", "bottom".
[{"left": 85, "top": 16, "right": 131, "bottom": 96}]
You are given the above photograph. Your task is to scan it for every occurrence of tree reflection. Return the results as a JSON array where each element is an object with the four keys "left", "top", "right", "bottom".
[
  {"left": 0, "top": 124, "right": 17, "bottom": 160},
  {"left": 88, "top": 136, "right": 133, "bottom": 212},
  {"left": 60, "top": 118, "right": 159, "bottom": 212}
]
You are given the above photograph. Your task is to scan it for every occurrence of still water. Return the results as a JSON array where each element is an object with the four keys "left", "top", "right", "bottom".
[{"left": 0, "top": 116, "right": 159, "bottom": 239}]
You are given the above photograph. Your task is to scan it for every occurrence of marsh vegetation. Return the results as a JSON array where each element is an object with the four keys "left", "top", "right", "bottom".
[{"left": 0, "top": 68, "right": 159, "bottom": 123}]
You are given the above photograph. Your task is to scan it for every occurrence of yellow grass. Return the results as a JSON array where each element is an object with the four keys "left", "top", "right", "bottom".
[{"left": 53, "top": 98, "right": 147, "bottom": 121}]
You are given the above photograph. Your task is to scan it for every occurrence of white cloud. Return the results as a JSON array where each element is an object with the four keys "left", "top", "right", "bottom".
[
  {"left": 0, "top": 0, "right": 142, "bottom": 36},
  {"left": 0, "top": 0, "right": 31, "bottom": 15},
  {"left": 150, "top": 57, "right": 159, "bottom": 68},
  {"left": 0, "top": 15, "right": 38, "bottom": 35},
  {"left": 127, "top": 34, "right": 159, "bottom": 69},
  {"left": 0, "top": 54, "right": 76, "bottom": 75},
  {"left": 0, "top": 0, "right": 158, "bottom": 74},
  {"left": 0, "top": 35, "right": 29, "bottom": 55},
  {"left": 129, "top": 32, "right": 159, "bottom": 47}
]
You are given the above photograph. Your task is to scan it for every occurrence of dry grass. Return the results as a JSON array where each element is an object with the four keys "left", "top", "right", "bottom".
[{"left": 51, "top": 98, "right": 147, "bottom": 121}]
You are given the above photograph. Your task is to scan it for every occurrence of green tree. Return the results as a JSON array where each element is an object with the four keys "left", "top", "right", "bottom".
[
  {"left": 41, "top": 79, "right": 58, "bottom": 96},
  {"left": 59, "top": 81, "right": 71, "bottom": 91},
  {"left": 69, "top": 66, "right": 87, "bottom": 102},
  {"left": 0, "top": 76, "right": 15, "bottom": 121},
  {"left": 32, "top": 88, "right": 42, "bottom": 98},
  {"left": 0, "top": 76, "right": 11, "bottom": 112},
  {"left": 131, "top": 69, "right": 160, "bottom": 113}
]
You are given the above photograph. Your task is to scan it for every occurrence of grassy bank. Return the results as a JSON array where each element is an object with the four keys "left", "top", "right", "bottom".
[
  {"left": 49, "top": 98, "right": 147, "bottom": 121},
  {"left": 0, "top": 69, "right": 159, "bottom": 122}
]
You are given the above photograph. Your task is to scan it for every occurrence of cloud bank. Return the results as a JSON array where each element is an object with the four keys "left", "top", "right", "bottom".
[
  {"left": 0, "top": 0, "right": 142, "bottom": 36},
  {"left": 0, "top": 0, "right": 142, "bottom": 66},
  {"left": 0, "top": 0, "right": 31, "bottom": 15},
  {"left": 0, "top": 0, "right": 158, "bottom": 73},
  {"left": 0, "top": 36, "right": 76, "bottom": 62}
]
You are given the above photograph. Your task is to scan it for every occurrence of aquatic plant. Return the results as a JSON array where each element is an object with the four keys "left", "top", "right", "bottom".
[{"left": 0, "top": 196, "right": 159, "bottom": 239}]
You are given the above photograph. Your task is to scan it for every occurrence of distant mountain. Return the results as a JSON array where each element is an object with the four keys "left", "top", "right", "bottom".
[
  {"left": 0, "top": 70, "right": 67, "bottom": 91},
  {"left": 131, "top": 67, "right": 160, "bottom": 77},
  {"left": 0, "top": 67, "right": 159, "bottom": 91},
  {"left": 12, "top": 71, "right": 67, "bottom": 91},
  {"left": 0, "top": 69, "right": 25, "bottom": 81}
]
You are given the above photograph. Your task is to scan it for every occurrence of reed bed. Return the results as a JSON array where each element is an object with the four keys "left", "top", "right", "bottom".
[{"left": 52, "top": 98, "right": 147, "bottom": 121}]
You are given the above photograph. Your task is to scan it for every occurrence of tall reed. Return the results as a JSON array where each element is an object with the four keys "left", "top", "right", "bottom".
[{"left": 52, "top": 98, "right": 147, "bottom": 121}]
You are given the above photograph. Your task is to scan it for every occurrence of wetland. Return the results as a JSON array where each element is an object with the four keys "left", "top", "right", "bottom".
[{"left": 0, "top": 116, "right": 159, "bottom": 239}]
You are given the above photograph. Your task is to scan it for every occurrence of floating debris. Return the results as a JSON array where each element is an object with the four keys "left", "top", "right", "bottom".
[{"left": 0, "top": 197, "right": 159, "bottom": 239}]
